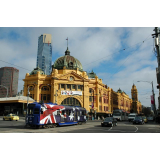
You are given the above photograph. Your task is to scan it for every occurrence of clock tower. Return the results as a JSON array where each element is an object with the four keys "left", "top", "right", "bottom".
[{"left": 131, "top": 84, "right": 138, "bottom": 102}]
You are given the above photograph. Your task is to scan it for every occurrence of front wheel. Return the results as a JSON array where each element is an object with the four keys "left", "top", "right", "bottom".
[
  {"left": 9, "top": 118, "right": 12, "bottom": 121},
  {"left": 3, "top": 118, "right": 5, "bottom": 121}
]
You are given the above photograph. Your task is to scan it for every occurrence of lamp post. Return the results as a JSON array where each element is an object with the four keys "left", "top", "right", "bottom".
[
  {"left": 137, "top": 81, "right": 157, "bottom": 115},
  {"left": 0, "top": 85, "right": 8, "bottom": 98}
]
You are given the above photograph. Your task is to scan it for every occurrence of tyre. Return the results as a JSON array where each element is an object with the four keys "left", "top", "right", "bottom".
[
  {"left": 3, "top": 118, "right": 5, "bottom": 121},
  {"left": 9, "top": 118, "right": 12, "bottom": 121},
  {"left": 101, "top": 124, "right": 104, "bottom": 127}
]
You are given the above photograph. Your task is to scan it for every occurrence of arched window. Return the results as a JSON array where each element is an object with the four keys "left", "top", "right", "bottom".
[
  {"left": 61, "top": 97, "right": 81, "bottom": 106},
  {"left": 41, "top": 86, "right": 49, "bottom": 91}
]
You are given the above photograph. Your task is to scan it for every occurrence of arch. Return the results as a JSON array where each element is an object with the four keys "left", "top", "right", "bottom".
[
  {"left": 39, "top": 85, "right": 50, "bottom": 91},
  {"left": 61, "top": 97, "right": 82, "bottom": 107}
]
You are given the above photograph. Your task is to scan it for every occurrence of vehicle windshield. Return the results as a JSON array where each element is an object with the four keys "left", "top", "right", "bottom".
[
  {"left": 135, "top": 116, "right": 142, "bottom": 120},
  {"left": 28, "top": 107, "right": 33, "bottom": 115},
  {"left": 11, "top": 114, "right": 16, "bottom": 116},
  {"left": 142, "top": 117, "right": 146, "bottom": 119},
  {"left": 129, "top": 115, "right": 136, "bottom": 117},
  {"left": 104, "top": 117, "right": 113, "bottom": 122}
]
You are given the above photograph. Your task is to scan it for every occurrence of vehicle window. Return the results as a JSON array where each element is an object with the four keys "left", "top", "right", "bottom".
[
  {"left": 66, "top": 110, "right": 69, "bottom": 116},
  {"left": 113, "top": 113, "right": 121, "bottom": 116},
  {"left": 57, "top": 110, "right": 60, "bottom": 116},
  {"left": 62, "top": 110, "right": 65, "bottom": 115},
  {"left": 12, "top": 114, "right": 16, "bottom": 116},
  {"left": 34, "top": 108, "right": 39, "bottom": 114},
  {"left": 28, "top": 108, "right": 33, "bottom": 114}
]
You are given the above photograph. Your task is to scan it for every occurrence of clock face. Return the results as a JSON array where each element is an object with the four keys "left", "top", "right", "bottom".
[{"left": 70, "top": 76, "right": 74, "bottom": 81}]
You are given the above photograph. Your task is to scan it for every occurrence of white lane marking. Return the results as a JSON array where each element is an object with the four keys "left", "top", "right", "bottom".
[
  {"left": 108, "top": 127, "right": 112, "bottom": 131},
  {"left": 134, "top": 126, "right": 138, "bottom": 132}
]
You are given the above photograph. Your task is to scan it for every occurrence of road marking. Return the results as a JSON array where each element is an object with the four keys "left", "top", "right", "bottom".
[
  {"left": 134, "top": 126, "right": 138, "bottom": 132},
  {"left": 108, "top": 127, "right": 112, "bottom": 131}
]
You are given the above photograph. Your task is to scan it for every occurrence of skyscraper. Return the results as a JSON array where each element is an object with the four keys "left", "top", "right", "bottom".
[
  {"left": 36, "top": 34, "right": 52, "bottom": 75},
  {"left": 0, "top": 67, "right": 19, "bottom": 98}
]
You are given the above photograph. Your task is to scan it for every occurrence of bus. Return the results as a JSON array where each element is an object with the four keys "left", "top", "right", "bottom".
[
  {"left": 26, "top": 102, "right": 87, "bottom": 128},
  {"left": 113, "top": 109, "right": 128, "bottom": 121}
]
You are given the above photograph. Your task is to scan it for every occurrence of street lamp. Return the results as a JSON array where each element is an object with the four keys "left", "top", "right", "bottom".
[
  {"left": 0, "top": 85, "right": 8, "bottom": 98},
  {"left": 137, "top": 81, "right": 157, "bottom": 115}
]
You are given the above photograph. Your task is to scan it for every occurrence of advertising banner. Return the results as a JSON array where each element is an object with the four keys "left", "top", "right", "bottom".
[{"left": 61, "top": 90, "right": 82, "bottom": 95}]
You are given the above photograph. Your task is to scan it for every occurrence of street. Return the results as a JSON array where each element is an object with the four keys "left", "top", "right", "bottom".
[{"left": 0, "top": 117, "right": 160, "bottom": 133}]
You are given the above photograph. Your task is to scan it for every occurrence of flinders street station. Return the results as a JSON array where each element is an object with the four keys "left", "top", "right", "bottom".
[{"left": 23, "top": 47, "right": 142, "bottom": 119}]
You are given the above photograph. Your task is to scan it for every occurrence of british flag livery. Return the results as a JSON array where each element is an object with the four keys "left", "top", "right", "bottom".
[{"left": 40, "top": 103, "right": 65, "bottom": 124}]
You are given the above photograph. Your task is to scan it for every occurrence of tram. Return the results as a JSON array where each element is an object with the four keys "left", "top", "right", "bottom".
[{"left": 26, "top": 102, "right": 87, "bottom": 128}]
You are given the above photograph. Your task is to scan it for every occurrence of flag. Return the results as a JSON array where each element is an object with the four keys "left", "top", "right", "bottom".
[
  {"left": 92, "top": 102, "right": 94, "bottom": 108},
  {"left": 151, "top": 95, "right": 154, "bottom": 104}
]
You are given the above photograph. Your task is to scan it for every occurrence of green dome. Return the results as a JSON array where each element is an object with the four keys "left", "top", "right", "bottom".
[
  {"left": 52, "top": 47, "right": 83, "bottom": 72},
  {"left": 30, "top": 67, "right": 45, "bottom": 75}
]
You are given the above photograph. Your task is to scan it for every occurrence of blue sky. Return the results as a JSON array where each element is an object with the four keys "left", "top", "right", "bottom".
[{"left": 0, "top": 27, "right": 158, "bottom": 108}]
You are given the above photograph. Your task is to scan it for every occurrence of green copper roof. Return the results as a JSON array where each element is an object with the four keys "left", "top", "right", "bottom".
[
  {"left": 52, "top": 47, "right": 83, "bottom": 72},
  {"left": 117, "top": 88, "right": 122, "bottom": 93},
  {"left": 30, "top": 67, "right": 45, "bottom": 75},
  {"left": 87, "top": 70, "right": 97, "bottom": 78}
]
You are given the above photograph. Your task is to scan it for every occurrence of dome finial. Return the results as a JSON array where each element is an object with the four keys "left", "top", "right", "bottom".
[{"left": 65, "top": 37, "right": 70, "bottom": 55}]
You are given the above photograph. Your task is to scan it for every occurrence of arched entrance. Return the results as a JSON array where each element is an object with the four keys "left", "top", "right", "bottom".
[{"left": 61, "top": 97, "right": 81, "bottom": 107}]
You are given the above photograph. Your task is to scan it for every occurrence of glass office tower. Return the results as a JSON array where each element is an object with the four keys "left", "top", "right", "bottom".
[{"left": 36, "top": 34, "right": 52, "bottom": 75}]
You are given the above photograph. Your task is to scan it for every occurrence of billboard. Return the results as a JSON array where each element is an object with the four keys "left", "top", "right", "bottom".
[{"left": 61, "top": 90, "right": 82, "bottom": 95}]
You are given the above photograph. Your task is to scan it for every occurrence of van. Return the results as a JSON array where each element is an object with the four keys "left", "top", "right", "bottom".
[{"left": 128, "top": 113, "right": 137, "bottom": 122}]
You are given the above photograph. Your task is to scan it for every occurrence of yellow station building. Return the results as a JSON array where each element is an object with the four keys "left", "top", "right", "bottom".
[{"left": 23, "top": 47, "right": 142, "bottom": 119}]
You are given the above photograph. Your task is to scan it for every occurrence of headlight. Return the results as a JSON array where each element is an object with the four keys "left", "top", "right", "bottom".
[
  {"left": 108, "top": 122, "right": 112, "bottom": 124},
  {"left": 101, "top": 122, "right": 104, "bottom": 124}
]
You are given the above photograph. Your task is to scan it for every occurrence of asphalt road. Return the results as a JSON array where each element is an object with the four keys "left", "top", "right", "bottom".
[{"left": 0, "top": 117, "right": 160, "bottom": 133}]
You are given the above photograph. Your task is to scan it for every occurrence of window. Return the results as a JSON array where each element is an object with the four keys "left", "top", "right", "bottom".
[
  {"left": 72, "top": 85, "right": 76, "bottom": 89},
  {"left": 78, "top": 85, "right": 80, "bottom": 89},
  {"left": 57, "top": 110, "right": 60, "bottom": 116},
  {"left": 67, "top": 84, "right": 70, "bottom": 89},
  {"left": 34, "top": 108, "right": 39, "bottom": 114},
  {"left": 41, "top": 86, "right": 49, "bottom": 91},
  {"left": 66, "top": 110, "right": 69, "bottom": 115},
  {"left": 28, "top": 108, "right": 33, "bottom": 114},
  {"left": 61, "top": 84, "right": 65, "bottom": 88}
]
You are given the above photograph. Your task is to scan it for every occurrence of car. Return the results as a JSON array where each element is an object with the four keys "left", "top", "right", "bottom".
[
  {"left": 3, "top": 114, "right": 19, "bottom": 121},
  {"left": 133, "top": 116, "right": 144, "bottom": 125},
  {"left": 147, "top": 116, "right": 154, "bottom": 121},
  {"left": 142, "top": 116, "right": 148, "bottom": 123},
  {"left": 101, "top": 117, "right": 117, "bottom": 127}
]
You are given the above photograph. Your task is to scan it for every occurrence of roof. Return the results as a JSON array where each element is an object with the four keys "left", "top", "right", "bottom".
[
  {"left": 0, "top": 96, "right": 35, "bottom": 103},
  {"left": 30, "top": 67, "right": 45, "bottom": 75},
  {"left": 52, "top": 47, "right": 83, "bottom": 72}
]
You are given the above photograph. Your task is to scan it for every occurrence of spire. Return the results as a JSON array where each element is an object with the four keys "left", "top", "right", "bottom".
[{"left": 65, "top": 37, "right": 70, "bottom": 55}]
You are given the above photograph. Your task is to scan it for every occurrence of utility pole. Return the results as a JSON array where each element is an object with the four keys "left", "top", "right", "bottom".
[{"left": 152, "top": 27, "right": 160, "bottom": 111}]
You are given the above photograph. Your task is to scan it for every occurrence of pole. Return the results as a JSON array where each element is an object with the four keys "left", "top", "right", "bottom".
[
  {"left": 152, "top": 81, "right": 157, "bottom": 115},
  {"left": 26, "top": 86, "right": 29, "bottom": 125}
]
